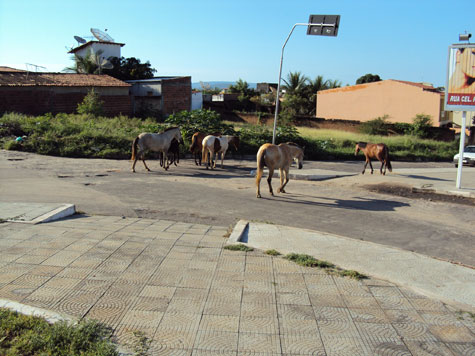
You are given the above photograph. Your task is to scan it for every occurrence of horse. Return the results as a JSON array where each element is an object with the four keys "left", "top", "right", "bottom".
[
  {"left": 160, "top": 138, "right": 180, "bottom": 168},
  {"left": 131, "top": 127, "right": 183, "bottom": 172},
  {"left": 189, "top": 132, "right": 221, "bottom": 166},
  {"left": 255, "top": 142, "right": 304, "bottom": 198},
  {"left": 201, "top": 135, "right": 240, "bottom": 170},
  {"left": 354, "top": 142, "right": 392, "bottom": 175}
]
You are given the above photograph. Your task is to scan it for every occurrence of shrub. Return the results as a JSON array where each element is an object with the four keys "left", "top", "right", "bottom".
[
  {"left": 411, "top": 114, "right": 433, "bottom": 138},
  {"left": 359, "top": 115, "right": 390, "bottom": 135},
  {"left": 77, "top": 88, "right": 104, "bottom": 116},
  {"left": 165, "top": 109, "right": 235, "bottom": 144},
  {"left": 0, "top": 308, "right": 119, "bottom": 355}
]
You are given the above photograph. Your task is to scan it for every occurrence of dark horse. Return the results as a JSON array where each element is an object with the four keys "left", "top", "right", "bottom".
[{"left": 355, "top": 142, "right": 392, "bottom": 175}]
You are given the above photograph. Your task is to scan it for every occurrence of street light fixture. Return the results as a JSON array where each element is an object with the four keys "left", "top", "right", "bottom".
[
  {"left": 272, "top": 15, "right": 340, "bottom": 144},
  {"left": 459, "top": 32, "right": 472, "bottom": 42}
]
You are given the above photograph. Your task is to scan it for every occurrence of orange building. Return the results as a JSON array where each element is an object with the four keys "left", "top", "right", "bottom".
[{"left": 316, "top": 80, "right": 446, "bottom": 126}]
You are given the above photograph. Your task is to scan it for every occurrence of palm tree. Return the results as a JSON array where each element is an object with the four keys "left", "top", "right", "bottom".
[
  {"left": 326, "top": 79, "right": 342, "bottom": 89},
  {"left": 282, "top": 71, "right": 308, "bottom": 95},
  {"left": 63, "top": 49, "right": 111, "bottom": 74}
]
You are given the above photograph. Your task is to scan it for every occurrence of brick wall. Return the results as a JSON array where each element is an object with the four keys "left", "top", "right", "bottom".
[
  {"left": 161, "top": 77, "right": 191, "bottom": 116},
  {"left": 0, "top": 87, "right": 131, "bottom": 116}
]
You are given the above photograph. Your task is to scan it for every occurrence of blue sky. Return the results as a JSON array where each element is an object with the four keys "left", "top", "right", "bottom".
[{"left": 0, "top": 0, "right": 473, "bottom": 88}]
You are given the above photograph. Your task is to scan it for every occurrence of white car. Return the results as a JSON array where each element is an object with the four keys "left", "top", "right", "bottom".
[{"left": 454, "top": 145, "right": 475, "bottom": 167}]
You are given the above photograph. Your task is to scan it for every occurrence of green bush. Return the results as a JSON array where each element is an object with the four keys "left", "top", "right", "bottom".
[
  {"left": 0, "top": 308, "right": 118, "bottom": 356},
  {"left": 410, "top": 114, "right": 433, "bottom": 138},
  {"left": 359, "top": 115, "right": 390, "bottom": 135},
  {"left": 77, "top": 88, "right": 104, "bottom": 116},
  {"left": 165, "top": 109, "right": 235, "bottom": 144}
]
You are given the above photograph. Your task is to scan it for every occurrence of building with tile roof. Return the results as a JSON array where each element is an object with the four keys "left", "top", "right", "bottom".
[{"left": 0, "top": 70, "right": 131, "bottom": 116}]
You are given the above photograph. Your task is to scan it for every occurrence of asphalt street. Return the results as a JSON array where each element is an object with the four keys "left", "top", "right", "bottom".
[{"left": 1, "top": 149, "right": 474, "bottom": 266}]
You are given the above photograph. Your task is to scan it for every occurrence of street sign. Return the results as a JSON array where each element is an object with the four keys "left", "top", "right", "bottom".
[
  {"left": 445, "top": 44, "right": 475, "bottom": 111},
  {"left": 307, "top": 15, "right": 340, "bottom": 37}
]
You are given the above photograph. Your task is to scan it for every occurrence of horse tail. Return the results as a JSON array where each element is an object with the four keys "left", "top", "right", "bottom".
[
  {"left": 386, "top": 157, "right": 392, "bottom": 172},
  {"left": 384, "top": 145, "right": 392, "bottom": 172},
  {"left": 131, "top": 136, "right": 139, "bottom": 161},
  {"left": 202, "top": 144, "right": 208, "bottom": 163},
  {"left": 257, "top": 147, "right": 266, "bottom": 171}
]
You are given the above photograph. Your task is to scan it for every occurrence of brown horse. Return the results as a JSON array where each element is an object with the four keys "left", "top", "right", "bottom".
[
  {"left": 189, "top": 132, "right": 221, "bottom": 166},
  {"left": 256, "top": 142, "right": 304, "bottom": 198},
  {"left": 355, "top": 142, "right": 392, "bottom": 175}
]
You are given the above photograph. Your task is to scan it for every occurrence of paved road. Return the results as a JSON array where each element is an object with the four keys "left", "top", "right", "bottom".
[{"left": 1, "top": 150, "right": 474, "bottom": 266}]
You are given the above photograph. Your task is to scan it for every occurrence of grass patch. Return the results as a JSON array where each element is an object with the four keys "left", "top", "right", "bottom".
[
  {"left": 285, "top": 253, "right": 335, "bottom": 268},
  {"left": 265, "top": 249, "right": 281, "bottom": 256},
  {"left": 224, "top": 244, "right": 254, "bottom": 252},
  {"left": 0, "top": 308, "right": 119, "bottom": 355},
  {"left": 284, "top": 253, "right": 367, "bottom": 280},
  {"left": 331, "top": 269, "right": 367, "bottom": 280}
]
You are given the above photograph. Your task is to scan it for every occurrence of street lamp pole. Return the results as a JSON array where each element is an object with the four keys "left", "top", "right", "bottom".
[
  {"left": 272, "top": 23, "right": 307, "bottom": 144},
  {"left": 272, "top": 16, "right": 340, "bottom": 144}
]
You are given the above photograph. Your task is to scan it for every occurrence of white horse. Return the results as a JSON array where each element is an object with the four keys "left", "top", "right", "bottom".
[
  {"left": 201, "top": 135, "right": 240, "bottom": 169},
  {"left": 131, "top": 127, "right": 183, "bottom": 172}
]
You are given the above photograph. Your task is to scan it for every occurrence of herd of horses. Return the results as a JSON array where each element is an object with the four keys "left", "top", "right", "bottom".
[{"left": 130, "top": 127, "right": 392, "bottom": 198}]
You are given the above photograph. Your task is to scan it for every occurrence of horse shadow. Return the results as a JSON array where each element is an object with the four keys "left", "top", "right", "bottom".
[{"left": 269, "top": 193, "right": 410, "bottom": 212}]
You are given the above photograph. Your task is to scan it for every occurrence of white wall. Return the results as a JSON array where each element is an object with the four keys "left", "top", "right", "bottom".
[
  {"left": 75, "top": 42, "right": 121, "bottom": 61},
  {"left": 192, "top": 92, "right": 203, "bottom": 110}
]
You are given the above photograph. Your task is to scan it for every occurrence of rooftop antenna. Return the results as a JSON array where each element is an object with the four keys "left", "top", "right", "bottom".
[
  {"left": 90, "top": 28, "right": 114, "bottom": 42},
  {"left": 25, "top": 63, "right": 46, "bottom": 72}
]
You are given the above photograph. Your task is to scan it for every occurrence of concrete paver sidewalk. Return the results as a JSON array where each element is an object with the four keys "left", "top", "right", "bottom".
[
  {"left": 231, "top": 221, "right": 475, "bottom": 310},
  {"left": 0, "top": 215, "right": 474, "bottom": 355}
]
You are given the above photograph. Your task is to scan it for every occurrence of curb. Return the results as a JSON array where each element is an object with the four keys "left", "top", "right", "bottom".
[
  {"left": 227, "top": 219, "right": 249, "bottom": 243},
  {"left": 6, "top": 204, "right": 76, "bottom": 224}
]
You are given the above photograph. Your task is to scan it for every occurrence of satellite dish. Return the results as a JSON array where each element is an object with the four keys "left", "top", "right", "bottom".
[
  {"left": 90, "top": 28, "right": 114, "bottom": 42},
  {"left": 74, "top": 35, "right": 87, "bottom": 44}
]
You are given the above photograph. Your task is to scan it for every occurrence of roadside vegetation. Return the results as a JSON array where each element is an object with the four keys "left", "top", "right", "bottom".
[
  {"left": 0, "top": 109, "right": 458, "bottom": 161},
  {"left": 0, "top": 308, "right": 119, "bottom": 356}
]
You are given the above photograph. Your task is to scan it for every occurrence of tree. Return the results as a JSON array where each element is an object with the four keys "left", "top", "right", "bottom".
[
  {"left": 103, "top": 57, "right": 157, "bottom": 80},
  {"left": 356, "top": 73, "right": 381, "bottom": 85},
  {"left": 64, "top": 49, "right": 101, "bottom": 74},
  {"left": 282, "top": 71, "right": 308, "bottom": 95},
  {"left": 228, "top": 78, "right": 256, "bottom": 100},
  {"left": 77, "top": 88, "right": 104, "bottom": 116}
]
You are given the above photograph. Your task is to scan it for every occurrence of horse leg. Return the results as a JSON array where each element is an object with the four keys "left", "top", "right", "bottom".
[
  {"left": 277, "top": 168, "right": 284, "bottom": 193},
  {"left": 362, "top": 159, "right": 368, "bottom": 174},
  {"left": 142, "top": 158, "right": 151, "bottom": 172},
  {"left": 132, "top": 157, "right": 138, "bottom": 172},
  {"left": 163, "top": 153, "right": 169, "bottom": 170},
  {"left": 212, "top": 152, "right": 217, "bottom": 169},
  {"left": 368, "top": 159, "right": 374, "bottom": 174},
  {"left": 379, "top": 158, "right": 385, "bottom": 175},
  {"left": 279, "top": 167, "right": 290, "bottom": 193},
  {"left": 220, "top": 150, "right": 226, "bottom": 168},
  {"left": 256, "top": 167, "right": 263, "bottom": 198},
  {"left": 267, "top": 168, "right": 274, "bottom": 196}
]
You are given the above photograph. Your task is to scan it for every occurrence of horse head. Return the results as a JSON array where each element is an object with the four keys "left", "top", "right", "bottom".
[
  {"left": 174, "top": 128, "right": 184, "bottom": 144},
  {"left": 286, "top": 142, "right": 304, "bottom": 169},
  {"left": 355, "top": 142, "right": 366, "bottom": 156}
]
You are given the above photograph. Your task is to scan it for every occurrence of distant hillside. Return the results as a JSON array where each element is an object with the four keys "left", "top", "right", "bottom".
[{"left": 192, "top": 81, "right": 257, "bottom": 90}]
